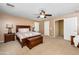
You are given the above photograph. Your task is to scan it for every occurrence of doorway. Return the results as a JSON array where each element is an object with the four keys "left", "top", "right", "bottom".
[
  {"left": 34, "top": 22, "right": 39, "bottom": 32},
  {"left": 44, "top": 21, "right": 50, "bottom": 36},
  {"left": 55, "top": 20, "right": 64, "bottom": 37}
]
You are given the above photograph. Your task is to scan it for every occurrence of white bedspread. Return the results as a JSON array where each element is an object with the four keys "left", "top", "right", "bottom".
[
  {"left": 73, "top": 35, "right": 79, "bottom": 47},
  {"left": 16, "top": 31, "right": 41, "bottom": 42}
]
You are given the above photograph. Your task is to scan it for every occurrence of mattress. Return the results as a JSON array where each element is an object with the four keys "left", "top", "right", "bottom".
[{"left": 16, "top": 31, "right": 41, "bottom": 42}]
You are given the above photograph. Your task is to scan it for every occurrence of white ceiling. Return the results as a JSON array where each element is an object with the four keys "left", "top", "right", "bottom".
[{"left": 0, "top": 3, "right": 79, "bottom": 20}]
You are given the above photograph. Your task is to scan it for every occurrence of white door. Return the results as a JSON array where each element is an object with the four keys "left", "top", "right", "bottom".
[
  {"left": 64, "top": 17, "right": 77, "bottom": 40},
  {"left": 44, "top": 21, "right": 50, "bottom": 36},
  {"left": 34, "top": 22, "right": 39, "bottom": 32}
]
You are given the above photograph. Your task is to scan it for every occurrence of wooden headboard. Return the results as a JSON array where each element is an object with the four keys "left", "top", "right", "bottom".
[{"left": 16, "top": 25, "right": 31, "bottom": 32}]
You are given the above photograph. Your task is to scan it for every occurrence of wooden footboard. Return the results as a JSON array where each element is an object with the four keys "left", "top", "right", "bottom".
[
  {"left": 16, "top": 35, "right": 43, "bottom": 49},
  {"left": 26, "top": 35, "right": 43, "bottom": 49}
]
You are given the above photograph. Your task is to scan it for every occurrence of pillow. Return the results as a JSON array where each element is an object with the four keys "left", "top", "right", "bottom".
[{"left": 18, "top": 28, "right": 29, "bottom": 33}]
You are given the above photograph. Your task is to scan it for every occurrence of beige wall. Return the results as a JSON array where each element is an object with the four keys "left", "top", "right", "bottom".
[
  {"left": 77, "top": 15, "right": 79, "bottom": 35},
  {"left": 50, "top": 19, "right": 54, "bottom": 37},
  {"left": 55, "top": 21, "right": 59, "bottom": 37},
  {"left": 39, "top": 21, "right": 44, "bottom": 34},
  {"left": 0, "top": 13, "right": 35, "bottom": 42}
]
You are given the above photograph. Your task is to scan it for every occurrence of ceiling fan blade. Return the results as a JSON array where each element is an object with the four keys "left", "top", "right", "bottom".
[
  {"left": 37, "top": 16, "right": 40, "bottom": 18},
  {"left": 45, "top": 14, "right": 52, "bottom": 16}
]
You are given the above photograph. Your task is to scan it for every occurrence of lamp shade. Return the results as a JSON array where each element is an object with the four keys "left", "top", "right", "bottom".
[
  {"left": 6, "top": 24, "right": 13, "bottom": 34},
  {"left": 6, "top": 24, "right": 13, "bottom": 29}
]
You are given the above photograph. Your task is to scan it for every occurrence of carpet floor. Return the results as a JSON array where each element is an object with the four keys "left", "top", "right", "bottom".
[{"left": 0, "top": 36, "right": 79, "bottom": 55}]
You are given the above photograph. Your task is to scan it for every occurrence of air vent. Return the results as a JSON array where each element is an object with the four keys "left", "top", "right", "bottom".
[{"left": 6, "top": 3, "right": 14, "bottom": 7}]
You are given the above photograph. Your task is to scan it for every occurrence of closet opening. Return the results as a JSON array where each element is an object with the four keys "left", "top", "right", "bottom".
[{"left": 55, "top": 20, "right": 64, "bottom": 38}]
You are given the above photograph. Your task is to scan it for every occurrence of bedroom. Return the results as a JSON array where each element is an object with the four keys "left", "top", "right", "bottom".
[{"left": 0, "top": 3, "right": 79, "bottom": 55}]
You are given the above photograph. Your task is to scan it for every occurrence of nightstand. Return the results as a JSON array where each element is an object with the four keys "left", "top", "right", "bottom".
[
  {"left": 71, "top": 35, "right": 75, "bottom": 45},
  {"left": 4, "top": 33, "right": 15, "bottom": 43}
]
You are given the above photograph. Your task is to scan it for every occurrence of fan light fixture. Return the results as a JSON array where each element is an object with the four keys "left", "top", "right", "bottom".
[
  {"left": 34, "top": 10, "right": 52, "bottom": 19},
  {"left": 40, "top": 10, "right": 45, "bottom": 18},
  {"left": 40, "top": 15, "right": 45, "bottom": 18}
]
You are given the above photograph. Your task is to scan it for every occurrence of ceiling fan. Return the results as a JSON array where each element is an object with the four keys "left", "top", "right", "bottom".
[
  {"left": 36, "top": 10, "right": 52, "bottom": 18},
  {"left": 6, "top": 3, "right": 15, "bottom": 7}
]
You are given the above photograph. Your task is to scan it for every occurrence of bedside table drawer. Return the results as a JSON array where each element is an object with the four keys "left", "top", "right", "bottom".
[
  {"left": 4, "top": 33, "right": 15, "bottom": 43},
  {"left": 5, "top": 35, "right": 14, "bottom": 40}
]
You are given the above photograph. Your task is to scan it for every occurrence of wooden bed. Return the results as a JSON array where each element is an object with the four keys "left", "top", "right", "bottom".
[
  {"left": 16, "top": 25, "right": 43, "bottom": 49},
  {"left": 71, "top": 35, "right": 79, "bottom": 48}
]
